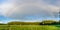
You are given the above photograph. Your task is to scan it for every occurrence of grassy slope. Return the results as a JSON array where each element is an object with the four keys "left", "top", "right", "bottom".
[{"left": 0, "top": 25, "right": 60, "bottom": 30}]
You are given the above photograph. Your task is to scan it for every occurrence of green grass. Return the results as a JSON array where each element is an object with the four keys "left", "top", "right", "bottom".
[{"left": 0, "top": 25, "right": 60, "bottom": 30}]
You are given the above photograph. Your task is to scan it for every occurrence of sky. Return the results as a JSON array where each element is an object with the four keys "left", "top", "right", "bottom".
[{"left": 0, "top": 0, "right": 60, "bottom": 23}]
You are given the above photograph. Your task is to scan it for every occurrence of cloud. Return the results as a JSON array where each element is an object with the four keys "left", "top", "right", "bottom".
[
  {"left": 43, "top": 0, "right": 60, "bottom": 7},
  {"left": 56, "top": 0, "right": 60, "bottom": 7},
  {"left": 0, "top": 21, "right": 3, "bottom": 23},
  {"left": 8, "top": 19, "right": 42, "bottom": 22},
  {"left": 0, "top": 0, "right": 60, "bottom": 20}
]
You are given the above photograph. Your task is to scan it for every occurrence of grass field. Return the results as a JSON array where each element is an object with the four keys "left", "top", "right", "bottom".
[{"left": 0, "top": 25, "right": 60, "bottom": 30}]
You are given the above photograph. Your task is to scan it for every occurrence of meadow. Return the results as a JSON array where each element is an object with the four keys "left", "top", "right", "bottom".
[
  {"left": 0, "top": 20, "right": 60, "bottom": 30},
  {"left": 0, "top": 25, "right": 60, "bottom": 30}
]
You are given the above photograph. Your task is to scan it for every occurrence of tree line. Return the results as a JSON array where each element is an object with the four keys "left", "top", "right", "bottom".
[{"left": 0, "top": 20, "right": 60, "bottom": 25}]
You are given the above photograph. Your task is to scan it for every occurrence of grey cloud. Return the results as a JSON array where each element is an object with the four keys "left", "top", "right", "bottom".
[{"left": 0, "top": 0, "right": 60, "bottom": 20}]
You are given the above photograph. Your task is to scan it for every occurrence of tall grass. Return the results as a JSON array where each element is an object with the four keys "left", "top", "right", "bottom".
[{"left": 0, "top": 25, "right": 60, "bottom": 30}]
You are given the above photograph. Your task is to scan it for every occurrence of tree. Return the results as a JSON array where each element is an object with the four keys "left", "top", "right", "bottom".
[
  {"left": 40, "top": 20, "right": 57, "bottom": 25},
  {"left": 7, "top": 21, "right": 40, "bottom": 25}
]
